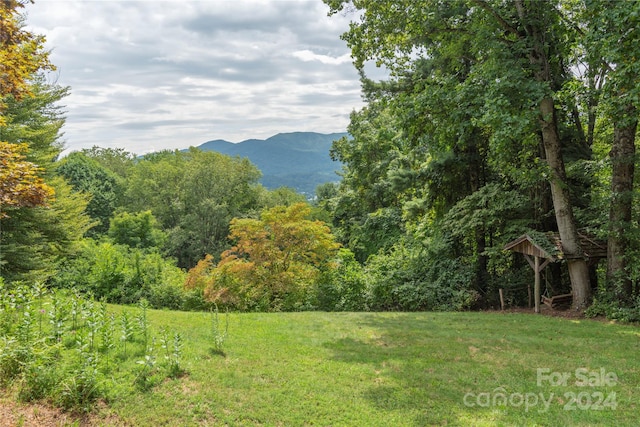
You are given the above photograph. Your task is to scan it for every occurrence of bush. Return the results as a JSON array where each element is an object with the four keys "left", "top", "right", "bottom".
[
  {"left": 586, "top": 293, "right": 640, "bottom": 323},
  {"left": 364, "top": 239, "right": 476, "bottom": 311},
  {"left": 53, "top": 240, "right": 188, "bottom": 308},
  {"left": 315, "top": 249, "right": 367, "bottom": 311}
]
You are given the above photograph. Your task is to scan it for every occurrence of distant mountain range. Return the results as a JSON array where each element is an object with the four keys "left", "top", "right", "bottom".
[{"left": 195, "top": 132, "right": 347, "bottom": 195}]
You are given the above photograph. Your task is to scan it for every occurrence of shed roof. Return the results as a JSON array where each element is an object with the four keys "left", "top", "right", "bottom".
[{"left": 503, "top": 232, "right": 607, "bottom": 261}]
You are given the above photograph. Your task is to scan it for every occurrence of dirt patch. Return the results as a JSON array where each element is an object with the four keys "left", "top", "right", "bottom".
[
  {"left": 0, "top": 398, "right": 126, "bottom": 427},
  {"left": 486, "top": 305, "right": 609, "bottom": 321}
]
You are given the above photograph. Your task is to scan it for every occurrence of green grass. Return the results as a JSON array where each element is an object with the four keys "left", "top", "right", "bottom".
[{"left": 95, "top": 310, "right": 639, "bottom": 426}]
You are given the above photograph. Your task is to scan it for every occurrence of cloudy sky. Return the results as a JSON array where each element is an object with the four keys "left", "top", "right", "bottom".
[{"left": 24, "top": 0, "right": 368, "bottom": 155}]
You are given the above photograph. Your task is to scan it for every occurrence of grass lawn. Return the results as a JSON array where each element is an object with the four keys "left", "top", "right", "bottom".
[{"left": 73, "top": 309, "right": 639, "bottom": 426}]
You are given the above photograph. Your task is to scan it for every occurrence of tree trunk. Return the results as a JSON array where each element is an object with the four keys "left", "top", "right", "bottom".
[
  {"left": 539, "top": 97, "right": 592, "bottom": 309},
  {"left": 515, "top": 0, "right": 592, "bottom": 309},
  {"left": 467, "top": 136, "right": 489, "bottom": 297},
  {"left": 607, "top": 105, "right": 637, "bottom": 301}
]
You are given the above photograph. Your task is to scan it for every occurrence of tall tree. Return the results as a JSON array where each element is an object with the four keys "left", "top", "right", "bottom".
[
  {"left": 326, "top": 0, "right": 596, "bottom": 308},
  {"left": 0, "top": 80, "right": 92, "bottom": 282},
  {"left": 56, "top": 151, "right": 122, "bottom": 235},
  {"left": 581, "top": 0, "right": 640, "bottom": 300},
  {"left": 510, "top": 0, "right": 591, "bottom": 308},
  {"left": 0, "top": 1, "right": 55, "bottom": 215},
  {"left": 0, "top": 0, "right": 54, "bottom": 120},
  {"left": 124, "top": 149, "right": 262, "bottom": 268}
]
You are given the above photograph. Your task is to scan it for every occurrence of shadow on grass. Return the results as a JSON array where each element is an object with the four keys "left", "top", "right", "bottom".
[
  {"left": 322, "top": 312, "right": 582, "bottom": 426},
  {"left": 208, "top": 347, "right": 226, "bottom": 358}
]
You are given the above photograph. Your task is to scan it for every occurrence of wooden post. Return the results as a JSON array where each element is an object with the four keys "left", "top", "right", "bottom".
[
  {"left": 499, "top": 288, "right": 505, "bottom": 311},
  {"left": 528, "top": 284, "right": 532, "bottom": 308},
  {"left": 534, "top": 256, "right": 541, "bottom": 313}
]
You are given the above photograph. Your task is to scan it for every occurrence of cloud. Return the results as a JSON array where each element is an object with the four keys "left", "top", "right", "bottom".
[
  {"left": 24, "top": 0, "right": 364, "bottom": 155},
  {"left": 292, "top": 49, "right": 352, "bottom": 65}
]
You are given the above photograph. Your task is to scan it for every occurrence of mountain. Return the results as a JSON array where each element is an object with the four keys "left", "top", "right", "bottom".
[{"left": 196, "top": 132, "right": 347, "bottom": 195}]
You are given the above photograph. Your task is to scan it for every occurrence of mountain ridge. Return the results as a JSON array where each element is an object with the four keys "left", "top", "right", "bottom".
[{"left": 195, "top": 131, "right": 347, "bottom": 195}]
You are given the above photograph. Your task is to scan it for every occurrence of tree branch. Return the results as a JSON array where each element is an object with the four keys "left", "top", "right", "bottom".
[{"left": 471, "top": 0, "right": 521, "bottom": 38}]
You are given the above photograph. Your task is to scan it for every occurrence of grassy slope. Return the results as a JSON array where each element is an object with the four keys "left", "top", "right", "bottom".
[{"left": 103, "top": 310, "right": 639, "bottom": 426}]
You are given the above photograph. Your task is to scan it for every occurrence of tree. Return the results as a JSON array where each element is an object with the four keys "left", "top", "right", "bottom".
[
  {"left": 0, "top": 76, "right": 68, "bottom": 165},
  {"left": 325, "top": 0, "right": 603, "bottom": 309},
  {"left": 0, "top": 141, "right": 53, "bottom": 216},
  {"left": 0, "top": 2, "right": 95, "bottom": 282},
  {"left": 124, "top": 149, "right": 262, "bottom": 268},
  {"left": 82, "top": 146, "right": 136, "bottom": 179},
  {"left": 56, "top": 151, "right": 122, "bottom": 235},
  {"left": 0, "top": 0, "right": 55, "bottom": 214},
  {"left": 124, "top": 150, "right": 186, "bottom": 231},
  {"left": 0, "top": 0, "right": 54, "bottom": 121},
  {"left": 509, "top": 0, "right": 592, "bottom": 308},
  {"left": 0, "top": 81, "right": 92, "bottom": 282},
  {"left": 580, "top": 0, "right": 640, "bottom": 300},
  {"left": 198, "top": 203, "right": 340, "bottom": 311},
  {"left": 0, "top": 176, "right": 91, "bottom": 282},
  {"left": 0, "top": 77, "right": 67, "bottom": 217},
  {"left": 108, "top": 210, "right": 166, "bottom": 250},
  {"left": 328, "top": 105, "right": 407, "bottom": 262}
]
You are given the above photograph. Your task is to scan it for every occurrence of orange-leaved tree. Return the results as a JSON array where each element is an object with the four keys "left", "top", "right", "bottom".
[{"left": 192, "top": 203, "right": 340, "bottom": 311}]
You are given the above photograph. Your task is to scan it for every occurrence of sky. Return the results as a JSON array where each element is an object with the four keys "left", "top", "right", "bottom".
[{"left": 23, "top": 0, "right": 369, "bottom": 155}]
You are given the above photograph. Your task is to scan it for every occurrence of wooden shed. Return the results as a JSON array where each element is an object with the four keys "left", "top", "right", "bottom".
[{"left": 503, "top": 232, "right": 607, "bottom": 312}]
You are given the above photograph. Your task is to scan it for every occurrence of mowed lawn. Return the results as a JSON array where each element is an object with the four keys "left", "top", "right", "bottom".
[{"left": 78, "top": 309, "right": 640, "bottom": 426}]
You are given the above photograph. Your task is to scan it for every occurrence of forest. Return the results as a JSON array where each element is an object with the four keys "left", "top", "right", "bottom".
[{"left": 2, "top": 0, "right": 640, "bottom": 322}]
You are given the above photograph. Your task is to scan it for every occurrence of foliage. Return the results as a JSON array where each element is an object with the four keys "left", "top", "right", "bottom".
[
  {"left": 257, "top": 185, "right": 306, "bottom": 209},
  {"left": 0, "top": 77, "right": 69, "bottom": 167},
  {"left": 199, "top": 203, "right": 340, "bottom": 311},
  {"left": 315, "top": 248, "right": 367, "bottom": 311},
  {"left": 125, "top": 148, "right": 262, "bottom": 268},
  {"left": 364, "top": 235, "right": 477, "bottom": 311},
  {"left": 0, "top": 80, "right": 92, "bottom": 282},
  {"left": 81, "top": 146, "right": 136, "bottom": 179},
  {"left": 328, "top": 106, "right": 407, "bottom": 262},
  {"left": 0, "top": 141, "right": 53, "bottom": 216},
  {"left": 108, "top": 210, "right": 167, "bottom": 250},
  {"left": 208, "top": 305, "right": 229, "bottom": 356},
  {"left": 586, "top": 292, "right": 640, "bottom": 323},
  {"left": 0, "top": 177, "right": 93, "bottom": 282},
  {"left": 319, "top": 0, "right": 640, "bottom": 309},
  {"left": 53, "top": 240, "right": 188, "bottom": 308},
  {"left": 0, "top": 0, "right": 54, "bottom": 120},
  {"left": 159, "top": 327, "right": 185, "bottom": 378},
  {"left": 56, "top": 152, "right": 122, "bottom": 235},
  {"left": 0, "top": 283, "right": 198, "bottom": 412}
]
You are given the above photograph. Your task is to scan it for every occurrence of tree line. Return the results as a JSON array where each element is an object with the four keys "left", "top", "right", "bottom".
[{"left": 317, "top": 0, "right": 640, "bottom": 319}]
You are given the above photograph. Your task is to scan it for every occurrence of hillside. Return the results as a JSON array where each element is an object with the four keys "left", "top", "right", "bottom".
[{"left": 196, "top": 132, "right": 347, "bottom": 195}]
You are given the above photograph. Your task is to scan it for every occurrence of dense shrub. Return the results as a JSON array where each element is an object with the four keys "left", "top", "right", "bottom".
[
  {"left": 364, "top": 239, "right": 476, "bottom": 311},
  {"left": 586, "top": 293, "right": 640, "bottom": 323},
  {"left": 53, "top": 240, "right": 190, "bottom": 309},
  {"left": 315, "top": 249, "right": 367, "bottom": 311}
]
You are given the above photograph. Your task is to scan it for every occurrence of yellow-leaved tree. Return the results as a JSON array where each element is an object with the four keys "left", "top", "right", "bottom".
[
  {"left": 0, "top": 142, "right": 54, "bottom": 217},
  {"left": 186, "top": 203, "right": 340, "bottom": 311},
  {"left": 0, "top": 0, "right": 55, "bottom": 216}
]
